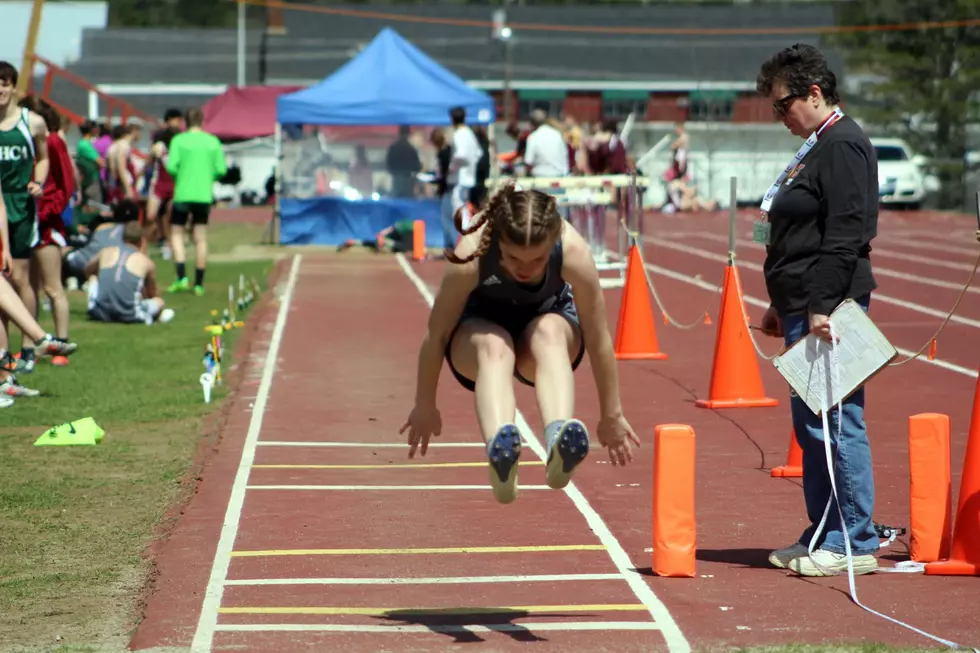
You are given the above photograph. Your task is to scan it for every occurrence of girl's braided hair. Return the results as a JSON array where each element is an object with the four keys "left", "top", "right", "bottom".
[{"left": 445, "top": 182, "right": 563, "bottom": 264}]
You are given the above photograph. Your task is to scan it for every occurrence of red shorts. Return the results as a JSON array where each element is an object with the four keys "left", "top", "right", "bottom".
[
  {"left": 108, "top": 186, "right": 127, "bottom": 204},
  {"left": 37, "top": 212, "right": 67, "bottom": 249},
  {"left": 152, "top": 182, "right": 174, "bottom": 204}
]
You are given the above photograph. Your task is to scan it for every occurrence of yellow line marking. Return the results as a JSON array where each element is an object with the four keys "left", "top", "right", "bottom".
[
  {"left": 218, "top": 604, "right": 647, "bottom": 616},
  {"left": 230, "top": 544, "right": 607, "bottom": 558},
  {"left": 252, "top": 462, "right": 545, "bottom": 470}
]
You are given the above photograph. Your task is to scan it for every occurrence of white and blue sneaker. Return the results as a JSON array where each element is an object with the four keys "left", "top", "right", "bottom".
[
  {"left": 487, "top": 424, "right": 522, "bottom": 504},
  {"left": 546, "top": 419, "right": 590, "bottom": 489}
]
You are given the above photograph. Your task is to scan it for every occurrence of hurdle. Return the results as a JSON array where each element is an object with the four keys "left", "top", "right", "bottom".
[{"left": 488, "top": 174, "right": 650, "bottom": 288}]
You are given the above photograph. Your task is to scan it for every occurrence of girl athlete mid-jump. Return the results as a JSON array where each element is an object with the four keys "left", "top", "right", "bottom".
[{"left": 401, "top": 183, "right": 641, "bottom": 504}]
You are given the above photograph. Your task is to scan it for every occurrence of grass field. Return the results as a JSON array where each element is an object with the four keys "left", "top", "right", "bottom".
[{"left": 0, "top": 223, "right": 276, "bottom": 652}]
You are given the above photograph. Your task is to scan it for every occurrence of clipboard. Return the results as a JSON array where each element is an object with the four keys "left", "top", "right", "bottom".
[{"left": 772, "top": 299, "right": 898, "bottom": 416}]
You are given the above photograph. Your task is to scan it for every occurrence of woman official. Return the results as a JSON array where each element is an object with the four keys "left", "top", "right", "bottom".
[{"left": 755, "top": 43, "right": 880, "bottom": 577}]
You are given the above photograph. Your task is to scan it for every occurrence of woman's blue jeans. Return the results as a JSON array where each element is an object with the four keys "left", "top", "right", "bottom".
[{"left": 780, "top": 294, "right": 880, "bottom": 556}]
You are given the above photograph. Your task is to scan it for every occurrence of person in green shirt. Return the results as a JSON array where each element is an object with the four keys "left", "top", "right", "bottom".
[
  {"left": 165, "top": 108, "right": 226, "bottom": 295},
  {"left": 75, "top": 119, "right": 104, "bottom": 207}
]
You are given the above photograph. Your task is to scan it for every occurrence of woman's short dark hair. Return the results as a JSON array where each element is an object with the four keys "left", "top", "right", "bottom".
[{"left": 756, "top": 43, "right": 840, "bottom": 105}]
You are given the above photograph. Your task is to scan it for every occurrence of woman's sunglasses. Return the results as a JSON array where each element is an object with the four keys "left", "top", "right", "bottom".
[{"left": 773, "top": 94, "right": 805, "bottom": 117}]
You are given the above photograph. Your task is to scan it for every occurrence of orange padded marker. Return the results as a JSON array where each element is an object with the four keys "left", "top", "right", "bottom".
[
  {"left": 412, "top": 220, "right": 425, "bottom": 261},
  {"left": 652, "top": 424, "right": 696, "bottom": 577},
  {"left": 908, "top": 413, "right": 952, "bottom": 563}
]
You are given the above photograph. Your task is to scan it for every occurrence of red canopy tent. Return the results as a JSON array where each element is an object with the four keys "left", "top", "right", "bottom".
[
  {"left": 203, "top": 85, "right": 402, "bottom": 145},
  {"left": 202, "top": 86, "right": 302, "bottom": 140}
]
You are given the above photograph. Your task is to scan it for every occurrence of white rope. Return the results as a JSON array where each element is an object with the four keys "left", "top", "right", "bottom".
[{"left": 620, "top": 221, "right": 719, "bottom": 329}]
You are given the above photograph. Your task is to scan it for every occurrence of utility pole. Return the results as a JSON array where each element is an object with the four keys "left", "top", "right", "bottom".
[
  {"left": 236, "top": 0, "right": 246, "bottom": 86},
  {"left": 260, "top": 0, "right": 287, "bottom": 86},
  {"left": 18, "top": 0, "right": 45, "bottom": 95},
  {"left": 492, "top": 7, "right": 514, "bottom": 124},
  {"left": 503, "top": 36, "right": 513, "bottom": 125}
]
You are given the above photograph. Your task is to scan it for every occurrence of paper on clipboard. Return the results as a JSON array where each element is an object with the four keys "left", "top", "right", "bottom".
[{"left": 772, "top": 299, "right": 898, "bottom": 416}]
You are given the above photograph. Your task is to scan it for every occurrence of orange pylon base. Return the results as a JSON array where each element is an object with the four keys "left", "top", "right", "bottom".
[
  {"left": 617, "top": 351, "right": 669, "bottom": 361},
  {"left": 924, "top": 560, "right": 979, "bottom": 576},
  {"left": 770, "top": 464, "right": 803, "bottom": 478},
  {"left": 695, "top": 397, "right": 779, "bottom": 409}
]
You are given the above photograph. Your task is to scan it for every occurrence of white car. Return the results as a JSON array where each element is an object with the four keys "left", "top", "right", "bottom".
[{"left": 872, "top": 138, "right": 938, "bottom": 209}]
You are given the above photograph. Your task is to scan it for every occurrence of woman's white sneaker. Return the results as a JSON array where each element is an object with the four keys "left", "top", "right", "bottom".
[{"left": 788, "top": 548, "right": 878, "bottom": 576}]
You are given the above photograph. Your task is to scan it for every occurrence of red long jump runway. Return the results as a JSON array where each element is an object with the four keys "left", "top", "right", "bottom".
[
  {"left": 129, "top": 212, "right": 980, "bottom": 653},
  {"left": 554, "top": 207, "right": 977, "bottom": 648},
  {"left": 131, "top": 252, "right": 689, "bottom": 653}
]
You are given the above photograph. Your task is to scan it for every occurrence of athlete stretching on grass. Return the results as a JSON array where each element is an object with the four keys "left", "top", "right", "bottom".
[{"left": 401, "top": 182, "right": 640, "bottom": 504}]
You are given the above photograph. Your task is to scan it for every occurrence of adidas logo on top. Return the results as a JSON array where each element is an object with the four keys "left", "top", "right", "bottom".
[{"left": 482, "top": 275, "right": 502, "bottom": 286}]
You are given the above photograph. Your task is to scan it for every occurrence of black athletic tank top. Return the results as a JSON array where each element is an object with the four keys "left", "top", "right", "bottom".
[{"left": 472, "top": 232, "right": 570, "bottom": 308}]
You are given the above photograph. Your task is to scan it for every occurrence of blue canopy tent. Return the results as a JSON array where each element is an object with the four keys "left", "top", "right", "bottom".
[{"left": 275, "top": 27, "right": 496, "bottom": 248}]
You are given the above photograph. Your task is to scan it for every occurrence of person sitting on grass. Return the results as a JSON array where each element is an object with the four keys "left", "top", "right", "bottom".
[
  {"left": 336, "top": 219, "right": 417, "bottom": 254},
  {"left": 84, "top": 221, "right": 174, "bottom": 325},
  {"left": 64, "top": 199, "right": 139, "bottom": 287}
]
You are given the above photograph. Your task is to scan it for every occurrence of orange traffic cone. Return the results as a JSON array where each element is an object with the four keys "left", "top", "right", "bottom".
[
  {"left": 412, "top": 220, "right": 426, "bottom": 261},
  {"left": 771, "top": 430, "right": 802, "bottom": 478},
  {"left": 925, "top": 373, "right": 980, "bottom": 576},
  {"left": 695, "top": 265, "right": 778, "bottom": 409},
  {"left": 614, "top": 244, "right": 667, "bottom": 361}
]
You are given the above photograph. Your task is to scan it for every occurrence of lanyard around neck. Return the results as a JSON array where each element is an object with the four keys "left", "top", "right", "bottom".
[{"left": 760, "top": 107, "right": 844, "bottom": 216}]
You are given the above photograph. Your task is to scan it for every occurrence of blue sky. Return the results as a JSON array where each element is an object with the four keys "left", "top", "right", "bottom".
[{"left": 0, "top": 1, "right": 108, "bottom": 68}]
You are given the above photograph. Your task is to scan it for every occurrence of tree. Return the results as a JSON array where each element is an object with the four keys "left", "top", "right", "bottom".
[
  {"left": 108, "top": 0, "right": 240, "bottom": 28},
  {"left": 828, "top": 0, "right": 980, "bottom": 210}
]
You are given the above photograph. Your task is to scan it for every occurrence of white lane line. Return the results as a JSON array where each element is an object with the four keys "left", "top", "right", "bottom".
[
  {"left": 395, "top": 253, "right": 691, "bottom": 653},
  {"left": 190, "top": 254, "right": 304, "bottom": 653},
  {"left": 246, "top": 485, "right": 553, "bottom": 491},
  {"left": 215, "top": 622, "right": 663, "bottom": 633},
  {"left": 874, "top": 236, "right": 980, "bottom": 258},
  {"left": 657, "top": 229, "right": 979, "bottom": 273},
  {"left": 225, "top": 573, "right": 626, "bottom": 586},
  {"left": 256, "top": 441, "right": 493, "bottom": 448},
  {"left": 641, "top": 259, "right": 979, "bottom": 380},
  {"left": 644, "top": 235, "right": 980, "bottom": 329},
  {"left": 689, "top": 232, "right": 980, "bottom": 293}
]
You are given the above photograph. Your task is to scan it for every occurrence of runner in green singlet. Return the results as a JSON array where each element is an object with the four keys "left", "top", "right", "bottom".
[{"left": 0, "top": 62, "right": 67, "bottom": 384}]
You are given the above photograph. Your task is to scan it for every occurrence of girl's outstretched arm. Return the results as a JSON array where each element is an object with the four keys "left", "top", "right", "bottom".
[
  {"left": 403, "top": 234, "right": 480, "bottom": 457},
  {"left": 412, "top": 256, "right": 478, "bottom": 407},
  {"left": 562, "top": 225, "right": 640, "bottom": 465},
  {"left": 562, "top": 227, "right": 621, "bottom": 418}
]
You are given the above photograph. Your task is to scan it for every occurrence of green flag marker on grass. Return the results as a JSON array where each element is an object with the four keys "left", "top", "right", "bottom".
[{"left": 34, "top": 417, "right": 105, "bottom": 446}]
